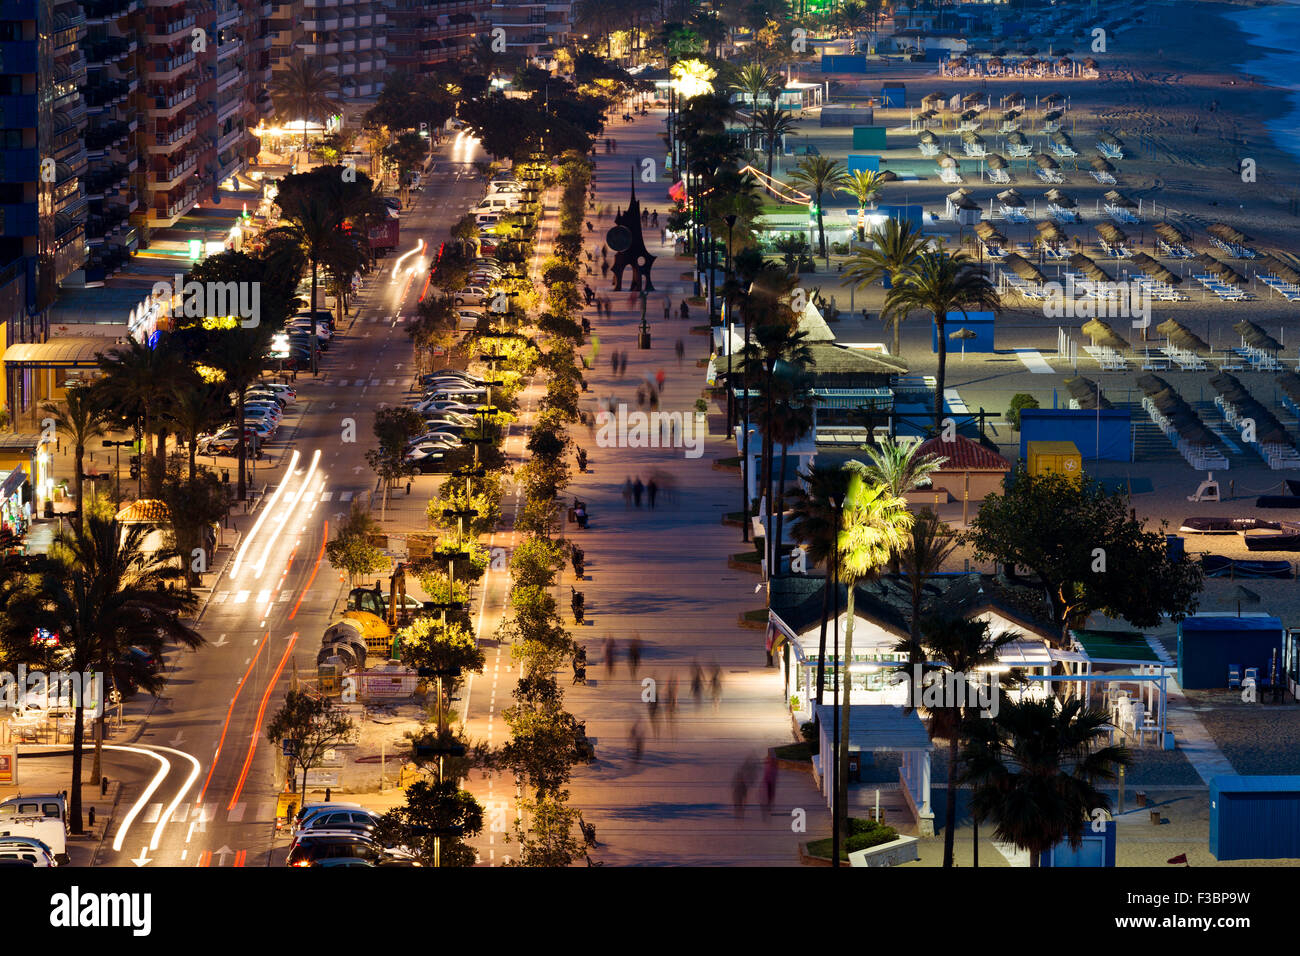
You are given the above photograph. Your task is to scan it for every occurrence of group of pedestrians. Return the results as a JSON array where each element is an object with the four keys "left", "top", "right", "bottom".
[
  {"left": 639, "top": 208, "right": 660, "bottom": 229},
  {"left": 609, "top": 349, "right": 629, "bottom": 376},
  {"left": 621, "top": 476, "right": 660, "bottom": 509},
  {"left": 593, "top": 296, "right": 615, "bottom": 317},
  {"left": 732, "top": 754, "right": 779, "bottom": 819}
]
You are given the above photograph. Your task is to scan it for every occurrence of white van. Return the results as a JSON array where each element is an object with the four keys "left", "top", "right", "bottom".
[
  {"left": 477, "top": 195, "right": 519, "bottom": 212},
  {"left": 0, "top": 794, "right": 67, "bottom": 830},
  {"left": 0, "top": 817, "right": 67, "bottom": 863}
]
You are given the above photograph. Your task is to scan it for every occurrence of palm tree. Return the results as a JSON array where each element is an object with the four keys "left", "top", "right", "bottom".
[
  {"left": 266, "top": 193, "right": 349, "bottom": 374},
  {"left": 962, "top": 696, "right": 1131, "bottom": 867},
  {"left": 833, "top": 471, "right": 913, "bottom": 849},
  {"left": 843, "top": 217, "right": 929, "bottom": 358},
  {"left": 470, "top": 35, "right": 506, "bottom": 85},
  {"left": 268, "top": 55, "right": 339, "bottom": 149},
  {"left": 896, "top": 510, "right": 957, "bottom": 666},
  {"left": 837, "top": 0, "right": 870, "bottom": 38},
  {"left": 788, "top": 466, "right": 853, "bottom": 712},
  {"left": 733, "top": 61, "right": 781, "bottom": 151},
  {"left": 4, "top": 515, "right": 201, "bottom": 833},
  {"left": 883, "top": 249, "right": 1002, "bottom": 427},
  {"left": 755, "top": 103, "right": 798, "bottom": 179},
  {"left": 42, "top": 386, "right": 108, "bottom": 534},
  {"left": 758, "top": 386, "right": 815, "bottom": 577},
  {"left": 916, "top": 615, "right": 1021, "bottom": 867},
  {"left": 843, "top": 169, "right": 890, "bottom": 241},
  {"left": 206, "top": 327, "right": 273, "bottom": 501},
  {"left": 92, "top": 339, "right": 186, "bottom": 497},
  {"left": 161, "top": 381, "right": 226, "bottom": 483},
  {"left": 861, "top": 436, "right": 948, "bottom": 572},
  {"left": 787, "top": 155, "right": 848, "bottom": 261}
]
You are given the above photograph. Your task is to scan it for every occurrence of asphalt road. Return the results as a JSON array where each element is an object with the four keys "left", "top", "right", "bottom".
[{"left": 94, "top": 133, "right": 487, "bottom": 867}]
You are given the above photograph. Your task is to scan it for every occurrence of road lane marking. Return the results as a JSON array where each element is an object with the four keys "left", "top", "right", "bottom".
[
  {"left": 228, "top": 632, "right": 299, "bottom": 810},
  {"left": 197, "top": 631, "right": 271, "bottom": 804},
  {"left": 234, "top": 590, "right": 250, "bottom": 604}
]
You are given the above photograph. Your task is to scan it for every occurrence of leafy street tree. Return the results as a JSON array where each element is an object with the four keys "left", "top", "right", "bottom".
[
  {"left": 964, "top": 468, "right": 1204, "bottom": 646},
  {"left": 365, "top": 405, "right": 424, "bottom": 516},
  {"left": 373, "top": 778, "right": 484, "bottom": 867},
  {"left": 42, "top": 385, "right": 107, "bottom": 534},
  {"left": 2, "top": 516, "right": 201, "bottom": 833},
  {"left": 962, "top": 696, "right": 1130, "bottom": 867},
  {"left": 326, "top": 501, "right": 390, "bottom": 587},
  {"left": 497, "top": 702, "right": 594, "bottom": 800},
  {"left": 506, "top": 794, "right": 589, "bottom": 867},
  {"left": 266, "top": 689, "right": 357, "bottom": 807},
  {"left": 396, "top": 616, "right": 486, "bottom": 720}
]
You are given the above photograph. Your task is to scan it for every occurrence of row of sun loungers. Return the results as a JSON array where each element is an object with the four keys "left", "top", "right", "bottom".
[
  {"left": 1192, "top": 274, "right": 1255, "bottom": 301},
  {"left": 1138, "top": 374, "right": 1229, "bottom": 471},
  {"left": 1210, "top": 373, "right": 1300, "bottom": 470}
]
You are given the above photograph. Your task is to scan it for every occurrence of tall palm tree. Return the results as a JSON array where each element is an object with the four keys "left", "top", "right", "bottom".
[
  {"left": 733, "top": 61, "right": 781, "bottom": 150},
  {"left": 916, "top": 615, "right": 1020, "bottom": 867},
  {"left": 206, "top": 327, "right": 273, "bottom": 501},
  {"left": 42, "top": 386, "right": 108, "bottom": 534},
  {"left": 882, "top": 249, "right": 1002, "bottom": 427},
  {"left": 962, "top": 696, "right": 1131, "bottom": 867},
  {"left": 788, "top": 466, "right": 853, "bottom": 714},
  {"left": 843, "top": 217, "right": 929, "bottom": 358},
  {"left": 758, "top": 385, "right": 815, "bottom": 577},
  {"left": 844, "top": 169, "right": 890, "bottom": 241},
  {"left": 896, "top": 510, "right": 957, "bottom": 665},
  {"left": 861, "top": 436, "right": 947, "bottom": 572},
  {"left": 755, "top": 103, "right": 798, "bottom": 179},
  {"left": 161, "top": 381, "right": 226, "bottom": 483},
  {"left": 268, "top": 55, "right": 340, "bottom": 149},
  {"left": 93, "top": 339, "right": 186, "bottom": 497},
  {"left": 266, "top": 193, "right": 349, "bottom": 374},
  {"left": 833, "top": 471, "right": 912, "bottom": 849},
  {"left": 787, "top": 155, "right": 848, "bottom": 261},
  {"left": 4, "top": 515, "right": 201, "bottom": 833}
]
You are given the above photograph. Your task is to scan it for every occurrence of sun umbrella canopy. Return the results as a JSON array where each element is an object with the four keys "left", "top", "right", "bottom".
[
  {"left": 1197, "top": 254, "right": 1246, "bottom": 285},
  {"left": 1130, "top": 251, "right": 1181, "bottom": 285},
  {"left": 1036, "top": 220, "right": 1067, "bottom": 243},
  {"left": 1044, "top": 110, "right": 1064, "bottom": 124},
  {"left": 1068, "top": 252, "right": 1112, "bottom": 283},
  {"left": 987, "top": 153, "right": 1008, "bottom": 169},
  {"left": 1257, "top": 255, "right": 1300, "bottom": 285},
  {"left": 975, "top": 221, "right": 1006, "bottom": 243},
  {"left": 1154, "top": 222, "right": 1189, "bottom": 244},
  {"left": 1090, "top": 156, "right": 1115, "bottom": 172},
  {"left": 997, "top": 188, "right": 1026, "bottom": 206},
  {"left": 1064, "top": 376, "right": 1113, "bottom": 409},
  {"left": 1034, "top": 152, "right": 1060, "bottom": 169},
  {"left": 1002, "top": 252, "right": 1047, "bottom": 284},
  {"left": 1044, "top": 187, "right": 1075, "bottom": 207},
  {"left": 1233, "top": 320, "right": 1282, "bottom": 353},
  {"left": 1104, "top": 189, "right": 1137, "bottom": 208},
  {"left": 1156, "top": 318, "right": 1210, "bottom": 354},
  {"left": 950, "top": 327, "right": 977, "bottom": 339},
  {"left": 1095, "top": 222, "right": 1127, "bottom": 244},
  {"left": 1208, "top": 222, "right": 1250, "bottom": 244},
  {"left": 938, "top": 152, "right": 960, "bottom": 168},
  {"left": 1098, "top": 132, "right": 1123, "bottom": 147},
  {"left": 1081, "top": 318, "right": 1130, "bottom": 350}
]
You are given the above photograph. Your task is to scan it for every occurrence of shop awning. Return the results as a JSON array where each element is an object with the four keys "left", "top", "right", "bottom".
[{"left": 4, "top": 338, "right": 114, "bottom": 368}]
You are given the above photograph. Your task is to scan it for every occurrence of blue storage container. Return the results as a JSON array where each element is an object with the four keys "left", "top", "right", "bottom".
[
  {"left": 1177, "top": 615, "right": 1283, "bottom": 690},
  {"left": 1019, "top": 408, "right": 1132, "bottom": 462},
  {"left": 1042, "top": 821, "right": 1115, "bottom": 866},
  {"left": 1210, "top": 775, "right": 1300, "bottom": 861}
]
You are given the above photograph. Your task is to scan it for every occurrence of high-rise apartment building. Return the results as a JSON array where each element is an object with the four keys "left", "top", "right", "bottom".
[
  {"left": 271, "top": 0, "right": 388, "bottom": 101},
  {"left": 488, "top": 0, "right": 570, "bottom": 58},
  {"left": 387, "top": 0, "right": 487, "bottom": 75}
]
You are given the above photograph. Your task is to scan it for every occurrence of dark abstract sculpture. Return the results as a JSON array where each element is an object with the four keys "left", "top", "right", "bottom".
[{"left": 607, "top": 167, "right": 656, "bottom": 293}]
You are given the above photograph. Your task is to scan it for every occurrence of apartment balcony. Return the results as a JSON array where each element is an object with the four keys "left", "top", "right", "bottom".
[
  {"left": 147, "top": 119, "right": 198, "bottom": 153},
  {"left": 148, "top": 183, "right": 202, "bottom": 227},
  {"left": 149, "top": 50, "right": 198, "bottom": 80},
  {"left": 145, "top": 13, "right": 196, "bottom": 41},
  {"left": 144, "top": 0, "right": 188, "bottom": 6},
  {"left": 215, "top": 4, "right": 240, "bottom": 28},
  {"left": 216, "top": 36, "right": 243, "bottom": 60},
  {"left": 148, "top": 154, "right": 197, "bottom": 190},
  {"left": 82, "top": 0, "right": 139, "bottom": 22},
  {"left": 86, "top": 121, "right": 131, "bottom": 152},
  {"left": 215, "top": 62, "right": 241, "bottom": 92},
  {"left": 217, "top": 92, "right": 244, "bottom": 125},
  {"left": 303, "top": 14, "right": 338, "bottom": 30},
  {"left": 216, "top": 125, "right": 244, "bottom": 153},
  {"left": 149, "top": 85, "right": 197, "bottom": 117}
]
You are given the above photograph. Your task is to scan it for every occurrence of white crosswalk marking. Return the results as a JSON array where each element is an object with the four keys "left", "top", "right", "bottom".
[
  {"left": 256, "top": 590, "right": 271, "bottom": 605},
  {"left": 199, "top": 803, "right": 216, "bottom": 823},
  {"left": 320, "top": 491, "right": 333, "bottom": 501},
  {"left": 170, "top": 804, "right": 190, "bottom": 823},
  {"left": 340, "top": 491, "right": 353, "bottom": 502},
  {"left": 279, "top": 590, "right": 293, "bottom": 602},
  {"left": 385, "top": 379, "right": 396, "bottom": 386},
  {"left": 143, "top": 803, "right": 162, "bottom": 823},
  {"left": 227, "top": 803, "right": 245, "bottom": 822},
  {"left": 212, "top": 592, "right": 229, "bottom": 604},
  {"left": 369, "top": 379, "right": 380, "bottom": 386},
  {"left": 234, "top": 590, "right": 250, "bottom": 604}
]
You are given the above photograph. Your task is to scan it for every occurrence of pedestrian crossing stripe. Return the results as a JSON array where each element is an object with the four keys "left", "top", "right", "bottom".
[
  {"left": 385, "top": 379, "right": 396, "bottom": 386},
  {"left": 320, "top": 491, "right": 333, "bottom": 501},
  {"left": 340, "top": 491, "right": 353, "bottom": 502},
  {"left": 227, "top": 803, "right": 245, "bottom": 822},
  {"left": 369, "top": 379, "right": 380, "bottom": 386},
  {"left": 212, "top": 592, "right": 229, "bottom": 604},
  {"left": 256, "top": 590, "right": 271, "bottom": 605},
  {"left": 234, "top": 590, "right": 250, "bottom": 604},
  {"left": 279, "top": 590, "right": 293, "bottom": 602}
]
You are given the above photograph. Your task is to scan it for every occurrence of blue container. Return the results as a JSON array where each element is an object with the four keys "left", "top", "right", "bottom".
[
  {"left": 1177, "top": 615, "right": 1284, "bottom": 690},
  {"left": 1042, "top": 821, "right": 1115, "bottom": 867},
  {"left": 1210, "top": 775, "right": 1300, "bottom": 861},
  {"left": 1019, "top": 408, "right": 1133, "bottom": 462},
  {"left": 932, "top": 311, "right": 995, "bottom": 354}
]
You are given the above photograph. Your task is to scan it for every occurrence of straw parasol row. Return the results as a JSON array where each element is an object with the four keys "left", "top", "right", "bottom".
[
  {"left": 938, "top": 152, "right": 961, "bottom": 168},
  {"left": 1007, "top": 131, "right": 1029, "bottom": 149},
  {"left": 1104, "top": 189, "right": 1137, "bottom": 209},
  {"left": 1044, "top": 187, "right": 1076, "bottom": 208},
  {"left": 1257, "top": 255, "right": 1300, "bottom": 285},
  {"left": 997, "top": 187, "right": 1027, "bottom": 207},
  {"left": 975, "top": 221, "right": 1006, "bottom": 244},
  {"left": 1209, "top": 372, "right": 1292, "bottom": 446},
  {"left": 1232, "top": 320, "right": 1283, "bottom": 353},
  {"left": 1208, "top": 222, "right": 1251, "bottom": 245},
  {"left": 1129, "top": 251, "right": 1181, "bottom": 285},
  {"left": 1095, "top": 222, "right": 1127, "bottom": 245},
  {"left": 1278, "top": 371, "right": 1300, "bottom": 408},
  {"left": 1154, "top": 222, "right": 1190, "bottom": 244},
  {"left": 1090, "top": 156, "right": 1115, "bottom": 173},
  {"left": 1137, "top": 374, "right": 1218, "bottom": 449},
  {"left": 1156, "top": 318, "right": 1210, "bottom": 354},
  {"left": 1196, "top": 253, "right": 1247, "bottom": 285},
  {"left": 1098, "top": 132, "right": 1124, "bottom": 148},
  {"left": 919, "top": 129, "right": 939, "bottom": 145},
  {"left": 1002, "top": 252, "right": 1047, "bottom": 284},
  {"left": 1035, "top": 152, "right": 1060, "bottom": 170},
  {"left": 1081, "top": 318, "right": 1129, "bottom": 351},
  {"left": 1064, "top": 375, "right": 1113, "bottom": 410},
  {"left": 1044, "top": 110, "right": 1065, "bottom": 125},
  {"left": 987, "top": 153, "right": 1009, "bottom": 171},
  {"left": 947, "top": 189, "right": 981, "bottom": 211},
  {"left": 1069, "top": 252, "right": 1113, "bottom": 283},
  {"left": 1036, "top": 220, "right": 1068, "bottom": 245}
]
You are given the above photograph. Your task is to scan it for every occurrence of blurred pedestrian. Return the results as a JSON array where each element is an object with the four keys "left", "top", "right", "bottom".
[
  {"left": 651, "top": 210, "right": 659, "bottom": 228},
  {"left": 710, "top": 663, "right": 722, "bottom": 711},
  {"left": 675, "top": 338, "right": 685, "bottom": 365},
  {"left": 622, "top": 476, "right": 634, "bottom": 508},
  {"left": 629, "top": 721, "right": 644, "bottom": 762},
  {"left": 655, "top": 368, "right": 665, "bottom": 392},
  {"left": 601, "top": 260, "right": 610, "bottom": 279},
  {"left": 732, "top": 766, "right": 750, "bottom": 819},
  {"left": 647, "top": 693, "right": 659, "bottom": 734},
  {"left": 680, "top": 301, "right": 689, "bottom": 321},
  {"left": 690, "top": 659, "right": 703, "bottom": 704},
  {"left": 632, "top": 477, "right": 644, "bottom": 507},
  {"left": 618, "top": 351, "right": 627, "bottom": 376},
  {"left": 647, "top": 479, "right": 658, "bottom": 509},
  {"left": 761, "top": 753, "right": 778, "bottom": 815},
  {"left": 610, "top": 349, "right": 619, "bottom": 374},
  {"left": 627, "top": 636, "right": 642, "bottom": 675},
  {"left": 663, "top": 300, "right": 670, "bottom": 322}
]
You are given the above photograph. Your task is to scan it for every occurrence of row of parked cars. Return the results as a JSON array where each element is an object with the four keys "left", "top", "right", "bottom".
[
  {"left": 196, "top": 381, "right": 299, "bottom": 456},
  {"left": 285, "top": 800, "right": 419, "bottom": 866},
  {"left": 402, "top": 368, "right": 495, "bottom": 473}
]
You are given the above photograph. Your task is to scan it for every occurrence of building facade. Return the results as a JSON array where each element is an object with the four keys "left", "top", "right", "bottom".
[{"left": 387, "top": 0, "right": 486, "bottom": 74}]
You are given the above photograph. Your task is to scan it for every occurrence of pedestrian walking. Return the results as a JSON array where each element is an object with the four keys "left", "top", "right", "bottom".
[
  {"left": 601, "top": 260, "right": 610, "bottom": 279},
  {"left": 710, "top": 663, "right": 722, "bottom": 711},
  {"left": 675, "top": 338, "right": 685, "bottom": 365},
  {"left": 647, "top": 479, "right": 658, "bottom": 509},
  {"left": 651, "top": 210, "right": 659, "bottom": 228},
  {"left": 618, "top": 351, "right": 627, "bottom": 376},
  {"left": 680, "top": 301, "right": 689, "bottom": 321},
  {"left": 663, "top": 300, "right": 670, "bottom": 322},
  {"left": 611, "top": 349, "right": 619, "bottom": 374},
  {"left": 641, "top": 208, "right": 649, "bottom": 228},
  {"left": 647, "top": 695, "right": 659, "bottom": 734},
  {"left": 622, "top": 476, "right": 634, "bottom": 508},
  {"left": 655, "top": 368, "right": 665, "bottom": 392},
  {"left": 690, "top": 659, "right": 703, "bottom": 704},
  {"left": 629, "top": 721, "right": 645, "bottom": 762},
  {"left": 632, "top": 477, "right": 644, "bottom": 507},
  {"left": 761, "top": 753, "right": 778, "bottom": 815},
  {"left": 732, "top": 766, "right": 750, "bottom": 819},
  {"left": 627, "top": 636, "right": 642, "bottom": 675}
]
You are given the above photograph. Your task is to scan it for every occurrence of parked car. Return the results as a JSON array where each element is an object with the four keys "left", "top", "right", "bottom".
[
  {"left": 406, "top": 449, "right": 448, "bottom": 473},
  {"left": 287, "top": 833, "right": 386, "bottom": 867},
  {"left": 197, "top": 426, "right": 248, "bottom": 456},
  {"left": 298, "top": 807, "right": 381, "bottom": 836},
  {"left": 289, "top": 802, "right": 366, "bottom": 834},
  {"left": 0, "top": 836, "right": 56, "bottom": 867}
]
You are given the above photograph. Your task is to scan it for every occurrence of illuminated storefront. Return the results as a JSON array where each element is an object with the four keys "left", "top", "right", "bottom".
[{"left": 0, "top": 466, "right": 31, "bottom": 538}]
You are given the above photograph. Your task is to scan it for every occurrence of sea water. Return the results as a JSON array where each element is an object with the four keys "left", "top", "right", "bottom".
[{"left": 1234, "top": 0, "right": 1300, "bottom": 158}]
